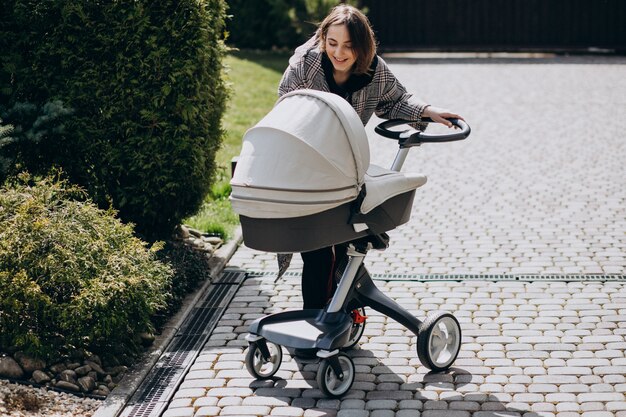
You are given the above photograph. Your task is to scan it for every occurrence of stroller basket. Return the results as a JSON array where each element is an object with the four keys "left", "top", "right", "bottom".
[{"left": 239, "top": 189, "right": 415, "bottom": 253}]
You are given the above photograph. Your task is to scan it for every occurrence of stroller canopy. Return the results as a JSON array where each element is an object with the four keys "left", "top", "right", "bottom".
[{"left": 231, "top": 90, "right": 370, "bottom": 218}]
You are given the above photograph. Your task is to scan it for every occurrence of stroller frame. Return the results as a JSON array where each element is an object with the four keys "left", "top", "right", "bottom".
[{"left": 244, "top": 118, "right": 470, "bottom": 398}]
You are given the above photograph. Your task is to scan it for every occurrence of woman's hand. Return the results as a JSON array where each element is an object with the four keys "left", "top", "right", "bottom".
[{"left": 423, "top": 105, "right": 464, "bottom": 128}]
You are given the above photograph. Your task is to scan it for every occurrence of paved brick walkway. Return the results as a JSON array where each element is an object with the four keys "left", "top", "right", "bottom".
[{"left": 162, "top": 56, "right": 626, "bottom": 416}]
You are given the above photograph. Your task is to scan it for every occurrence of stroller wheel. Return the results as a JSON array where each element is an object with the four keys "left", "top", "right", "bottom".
[
  {"left": 417, "top": 311, "right": 461, "bottom": 372},
  {"left": 245, "top": 340, "right": 282, "bottom": 379},
  {"left": 316, "top": 353, "right": 355, "bottom": 398},
  {"left": 343, "top": 307, "right": 367, "bottom": 350}
]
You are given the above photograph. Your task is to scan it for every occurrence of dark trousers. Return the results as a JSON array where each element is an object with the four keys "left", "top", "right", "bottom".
[{"left": 300, "top": 244, "right": 348, "bottom": 309}]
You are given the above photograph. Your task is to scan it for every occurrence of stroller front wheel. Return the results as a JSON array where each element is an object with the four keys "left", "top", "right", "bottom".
[
  {"left": 417, "top": 311, "right": 461, "bottom": 372},
  {"left": 317, "top": 353, "right": 355, "bottom": 398},
  {"left": 245, "top": 340, "right": 283, "bottom": 379}
]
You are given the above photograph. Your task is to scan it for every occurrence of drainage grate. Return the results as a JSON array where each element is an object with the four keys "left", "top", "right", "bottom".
[
  {"left": 119, "top": 269, "right": 247, "bottom": 417},
  {"left": 213, "top": 268, "right": 247, "bottom": 285},
  {"left": 374, "top": 273, "right": 626, "bottom": 281},
  {"left": 246, "top": 270, "right": 625, "bottom": 282},
  {"left": 123, "top": 401, "right": 160, "bottom": 417}
]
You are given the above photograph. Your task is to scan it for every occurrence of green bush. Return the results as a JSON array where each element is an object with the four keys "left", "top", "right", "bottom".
[
  {"left": 226, "top": 0, "right": 305, "bottom": 49},
  {"left": 0, "top": 120, "right": 13, "bottom": 175},
  {"left": 152, "top": 241, "right": 212, "bottom": 330},
  {"left": 0, "top": 174, "right": 173, "bottom": 362},
  {"left": 226, "top": 0, "right": 363, "bottom": 49},
  {"left": 0, "top": 0, "right": 229, "bottom": 240},
  {"left": 0, "top": 101, "right": 73, "bottom": 182}
]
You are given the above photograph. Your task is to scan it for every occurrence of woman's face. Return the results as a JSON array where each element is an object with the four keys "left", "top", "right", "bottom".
[{"left": 324, "top": 24, "right": 356, "bottom": 74}]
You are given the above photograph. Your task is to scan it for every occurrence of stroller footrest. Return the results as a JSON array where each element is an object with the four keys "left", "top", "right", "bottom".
[{"left": 249, "top": 309, "right": 353, "bottom": 351}]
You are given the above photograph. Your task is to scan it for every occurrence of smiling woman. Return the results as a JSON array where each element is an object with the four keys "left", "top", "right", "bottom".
[
  {"left": 276, "top": 4, "right": 465, "bottom": 335},
  {"left": 324, "top": 25, "right": 356, "bottom": 83},
  {"left": 317, "top": 6, "right": 376, "bottom": 76}
]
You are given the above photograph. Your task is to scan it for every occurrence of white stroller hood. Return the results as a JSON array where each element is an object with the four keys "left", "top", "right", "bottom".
[
  {"left": 231, "top": 90, "right": 369, "bottom": 218},
  {"left": 230, "top": 89, "right": 426, "bottom": 219}
]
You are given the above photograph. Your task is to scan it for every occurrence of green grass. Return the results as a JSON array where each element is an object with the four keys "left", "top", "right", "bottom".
[{"left": 183, "top": 50, "right": 290, "bottom": 239}]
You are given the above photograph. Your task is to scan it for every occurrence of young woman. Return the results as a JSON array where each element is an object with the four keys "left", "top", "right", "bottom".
[{"left": 277, "top": 5, "right": 463, "bottom": 316}]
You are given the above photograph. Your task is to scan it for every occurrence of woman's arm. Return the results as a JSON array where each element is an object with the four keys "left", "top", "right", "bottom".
[
  {"left": 422, "top": 105, "right": 464, "bottom": 128},
  {"left": 374, "top": 58, "right": 426, "bottom": 121},
  {"left": 374, "top": 58, "right": 463, "bottom": 127}
]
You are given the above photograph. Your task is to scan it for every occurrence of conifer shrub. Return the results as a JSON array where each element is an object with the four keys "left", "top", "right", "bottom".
[
  {"left": 0, "top": 0, "right": 228, "bottom": 240},
  {"left": 0, "top": 101, "right": 73, "bottom": 182},
  {"left": 226, "top": 0, "right": 363, "bottom": 49},
  {"left": 0, "top": 120, "right": 13, "bottom": 176},
  {"left": 152, "top": 240, "right": 212, "bottom": 330},
  {"left": 226, "top": 0, "right": 304, "bottom": 49},
  {"left": 0, "top": 174, "right": 173, "bottom": 362}
]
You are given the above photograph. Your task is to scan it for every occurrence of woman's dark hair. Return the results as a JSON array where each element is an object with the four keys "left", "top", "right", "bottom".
[{"left": 316, "top": 5, "right": 377, "bottom": 75}]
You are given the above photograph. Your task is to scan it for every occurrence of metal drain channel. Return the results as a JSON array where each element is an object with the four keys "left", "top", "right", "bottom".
[
  {"left": 119, "top": 269, "right": 247, "bottom": 417},
  {"left": 247, "top": 270, "right": 626, "bottom": 282}
]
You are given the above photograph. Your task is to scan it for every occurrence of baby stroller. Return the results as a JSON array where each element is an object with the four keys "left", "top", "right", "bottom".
[{"left": 230, "top": 90, "right": 470, "bottom": 397}]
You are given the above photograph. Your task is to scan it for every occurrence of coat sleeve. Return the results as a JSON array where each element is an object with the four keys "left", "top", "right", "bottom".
[
  {"left": 278, "top": 60, "right": 307, "bottom": 97},
  {"left": 278, "top": 38, "right": 317, "bottom": 97},
  {"left": 374, "top": 57, "right": 428, "bottom": 127}
]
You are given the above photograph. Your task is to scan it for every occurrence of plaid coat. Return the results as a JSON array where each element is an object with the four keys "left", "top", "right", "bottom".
[
  {"left": 275, "top": 39, "right": 428, "bottom": 275},
  {"left": 278, "top": 38, "right": 428, "bottom": 126}
]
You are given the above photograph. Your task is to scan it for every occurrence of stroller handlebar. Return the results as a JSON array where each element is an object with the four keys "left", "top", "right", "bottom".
[{"left": 375, "top": 118, "right": 471, "bottom": 146}]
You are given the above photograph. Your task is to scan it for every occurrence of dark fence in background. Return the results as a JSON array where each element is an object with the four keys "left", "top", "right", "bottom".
[{"left": 362, "top": 0, "right": 626, "bottom": 53}]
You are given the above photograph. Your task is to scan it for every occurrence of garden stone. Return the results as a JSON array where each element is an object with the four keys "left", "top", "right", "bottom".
[
  {"left": 92, "top": 389, "right": 109, "bottom": 397},
  {"left": 78, "top": 376, "right": 96, "bottom": 392},
  {"left": 103, "top": 374, "right": 113, "bottom": 384},
  {"left": 49, "top": 363, "right": 67, "bottom": 374},
  {"left": 0, "top": 356, "right": 24, "bottom": 379},
  {"left": 176, "top": 225, "right": 191, "bottom": 239},
  {"left": 14, "top": 352, "right": 46, "bottom": 374},
  {"left": 186, "top": 237, "right": 202, "bottom": 248},
  {"left": 187, "top": 227, "right": 203, "bottom": 237},
  {"left": 59, "top": 369, "right": 77, "bottom": 384},
  {"left": 55, "top": 380, "right": 80, "bottom": 392},
  {"left": 32, "top": 370, "right": 51, "bottom": 384},
  {"left": 197, "top": 245, "right": 214, "bottom": 254},
  {"left": 75, "top": 365, "right": 92, "bottom": 376},
  {"left": 66, "top": 362, "right": 81, "bottom": 370},
  {"left": 74, "top": 365, "right": 91, "bottom": 376},
  {"left": 97, "top": 385, "right": 111, "bottom": 395},
  {"left": 85, "top": 360, "right": 106, "bottom": 376},
  {"left": 88, "top": 371, "right": 99, "bottom": 381},
  {"left": 204, "top": 236, "right": 223, "bottom": 246}
]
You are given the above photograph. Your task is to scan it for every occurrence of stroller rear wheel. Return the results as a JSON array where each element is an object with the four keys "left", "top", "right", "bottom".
[
  {"left": 342, "top": 307, "right": 367, "bottom": 350},
  {"left": 316, "top": 353, "right": 355, "bottom": 398},
  {"left": 245, "top": 340, "right": 283, "bottom": 379},
  {"left": 417, "top": 311, "right": 461, "bottom": 372}
]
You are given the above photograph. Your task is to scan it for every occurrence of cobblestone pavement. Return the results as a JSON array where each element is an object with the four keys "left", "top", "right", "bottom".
[{"left": 162, "top": 56, "right": 626, "bottom": 416}]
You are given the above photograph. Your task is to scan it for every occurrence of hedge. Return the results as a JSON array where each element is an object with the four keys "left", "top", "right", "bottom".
[
  {"left": 226, "top": 0, "right": 363, "bottom": 49},
  {"left": 0, "top": 0, "right": 229, "bottom": 240}
]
